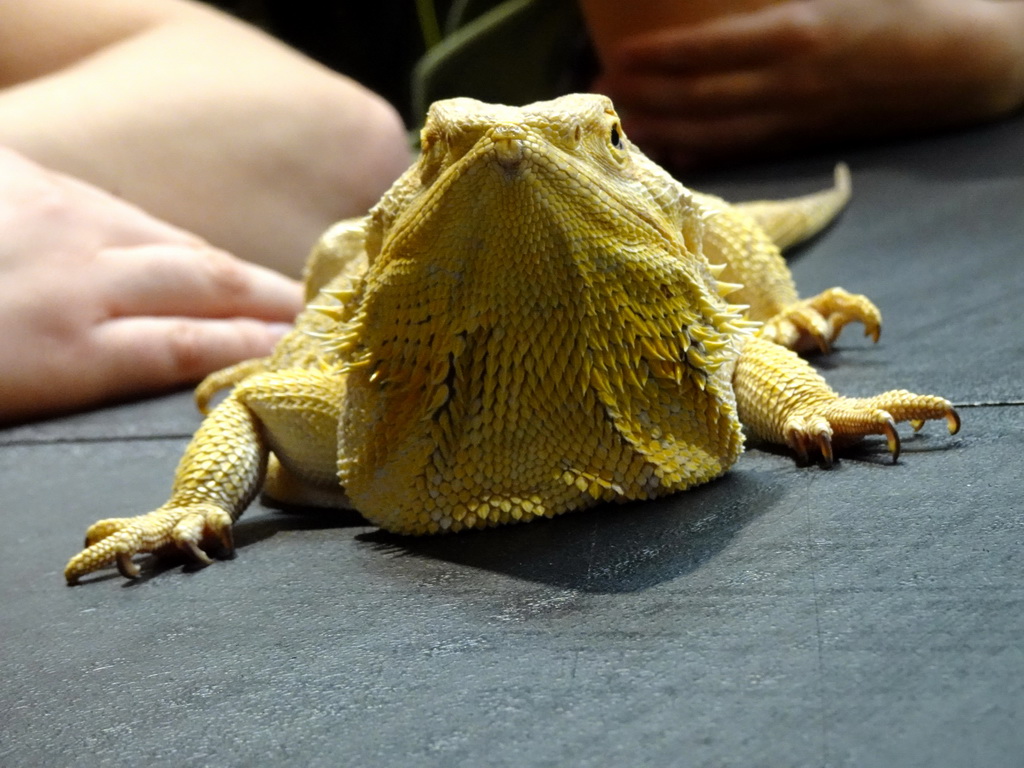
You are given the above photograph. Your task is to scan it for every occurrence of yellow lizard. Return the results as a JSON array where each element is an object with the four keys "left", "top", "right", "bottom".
[{"left": 64, "top": 94, "right": 959, "bottom": 583}]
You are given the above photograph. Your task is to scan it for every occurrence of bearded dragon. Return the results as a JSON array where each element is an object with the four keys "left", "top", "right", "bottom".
[{"left": 64, "top": 94, "right": 959, "bottom": 583}]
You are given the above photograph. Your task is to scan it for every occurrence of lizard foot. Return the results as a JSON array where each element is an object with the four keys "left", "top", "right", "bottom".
[
  {"left": 785, "top": 390, "right": 960, "bottom": 466},
  {"left": 64, "top": 503, "right": 234, "bottom": 584},
  {"left": 760, "top": 287, "right": 882, "bottom": 354}
]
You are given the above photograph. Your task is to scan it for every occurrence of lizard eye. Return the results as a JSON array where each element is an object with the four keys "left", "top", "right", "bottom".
[{"left": 610, "top": 122, "right": 624, "bottom": 150}]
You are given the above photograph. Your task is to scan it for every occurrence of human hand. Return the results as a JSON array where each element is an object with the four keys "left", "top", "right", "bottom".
[
  {"left": 0, "top": 148, "right": 304, "bottom": 422},
  {"left": 590, "top": 0, "right": 1024, "bottom": 167}
]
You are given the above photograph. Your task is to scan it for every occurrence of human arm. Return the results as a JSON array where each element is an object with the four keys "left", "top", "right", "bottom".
[
  {"left": 0, "top": 148, "right": 304, "bottom": 423},
  {"left": 586, "top": 0, "right": 1024, "bottom": 167},
  {"left": 0, "top": 0, "right": 412, "bottom": 274}
]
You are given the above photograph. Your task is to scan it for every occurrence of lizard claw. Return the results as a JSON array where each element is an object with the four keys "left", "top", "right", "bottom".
[
  {"left": 117, "top": 551, "right": 141, "bottom": 579},
  {"left": 882, "top": 417, "right": 901, "bottom": 462},
  {"left": 817, "top": 431, "right": 834, "bottom": 467},
  {"left": 945, "top": 409, "right": 962, "bottom": 435}
]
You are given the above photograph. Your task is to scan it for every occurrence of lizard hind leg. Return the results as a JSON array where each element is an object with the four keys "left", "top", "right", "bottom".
[{"left": 734, "top": 336, "right": 959, "bottom": 465}]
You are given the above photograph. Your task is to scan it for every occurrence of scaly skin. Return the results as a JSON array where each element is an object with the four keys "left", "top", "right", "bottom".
[{"left": 64, "top": 94, "right": 959, "bottom": 584}]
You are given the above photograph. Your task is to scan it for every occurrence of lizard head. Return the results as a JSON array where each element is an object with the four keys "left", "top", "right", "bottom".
[
  {"left": 363, "top": 93, "right": 706, "bottom": 290},
  {"left": 417, "top": 94, "right": 628, "bottom": 183}
]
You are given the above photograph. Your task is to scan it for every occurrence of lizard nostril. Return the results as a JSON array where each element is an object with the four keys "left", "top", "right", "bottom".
[
  {"left": 488, "top": 124, "right": 528, "bottom": 172},
  {"left": 492, "top": 136, "right": 526, "bottom": 171}
]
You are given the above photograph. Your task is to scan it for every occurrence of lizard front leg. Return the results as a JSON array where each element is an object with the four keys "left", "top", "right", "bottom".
[
  {"left": 64, "top": 394, "right": 267, "bottom": 583},
  {"left": 64, "top": 369, "right": 342, "bottom": 584},
  {"left": 733, "top": 336, "right": 959, "bottom": 464}
]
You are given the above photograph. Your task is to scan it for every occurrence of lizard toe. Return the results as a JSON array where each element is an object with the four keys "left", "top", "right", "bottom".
[{"left": 83, "top": 517, "right": 134, "bottom": 547}]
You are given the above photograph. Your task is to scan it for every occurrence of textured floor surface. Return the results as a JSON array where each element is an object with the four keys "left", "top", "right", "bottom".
[{"left": 2, "top": 116, "right": 1022, "bottom": 768}]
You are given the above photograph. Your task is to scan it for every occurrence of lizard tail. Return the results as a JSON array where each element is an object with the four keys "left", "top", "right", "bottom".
[{"left": 733, "top": 163, "right": 851, "bottom": 252}]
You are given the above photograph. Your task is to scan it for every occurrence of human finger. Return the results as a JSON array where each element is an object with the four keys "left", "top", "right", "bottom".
[
  {"left": 620, "top": 108, "right": 814, "bottom": 168},
  {"left": 0, "top": 150, "right": 203, "bottom": 251},
  {"left": 90, "top": 315, "right": 292, "bottom": 395},
  {"left": 99, "top": 244, "right": 304, "bottom": 322},
  {"left": 52, "top": 171, "right": 204, "bottom": 247},
  {"left": 606, "top": 2, "right": 822, "bottom": 74},
  {"left": 598, "top": 66, "right": 822, "bottom": 119}
]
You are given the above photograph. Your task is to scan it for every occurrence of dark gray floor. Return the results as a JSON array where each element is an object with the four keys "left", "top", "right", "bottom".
[{"left": 3, "top": 117, "right": 1022, "bottom": 768}]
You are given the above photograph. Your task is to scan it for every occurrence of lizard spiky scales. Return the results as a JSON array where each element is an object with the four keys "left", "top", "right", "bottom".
[{"left": 64, "top": 94, "right": 959, "bottom": 584}]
